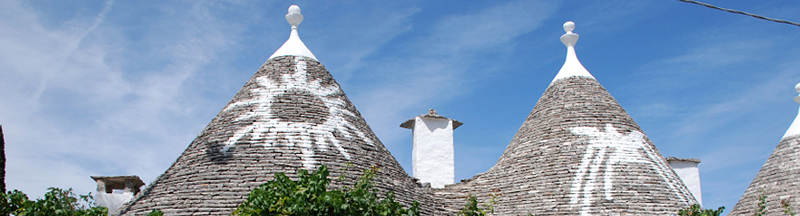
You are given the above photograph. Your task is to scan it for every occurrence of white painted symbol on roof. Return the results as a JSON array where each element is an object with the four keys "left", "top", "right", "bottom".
[
  {"left": 569, "top": 124, "right": 688, "bottom": 216},
  {"left": 220, "top": 56, "right": 374, "bottom": 170}
]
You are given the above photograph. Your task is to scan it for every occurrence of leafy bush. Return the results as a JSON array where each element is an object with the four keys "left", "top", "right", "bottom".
[
  {"left": 147, "top": 209, "right": 164, "bottom": 216},
  {"left": 457, "top": 193, "right": 498, "bottom": 216},
  {"left": 677, "top": 204, "right": 724, "bottom": 216},
  {"left": 232, "top": 165, "right": 419, "bottom": 216},
  {"left": 0, "top": 187, "right": 108, "bottom": 216},
  {"left": 457, "top": 195, "right": 489, "bottom": 216},
  {"left": 756, "top": 193, "right": 768, "bottom": 216},
  {"left": 752, "top": 191, "right": 796, "bottom": 216},
  {"left": 782, "top": 199, "right": 796, "bottom": 216}
]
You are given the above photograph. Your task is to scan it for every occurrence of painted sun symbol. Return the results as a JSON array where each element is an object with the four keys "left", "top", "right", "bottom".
[{"left": 219, "top": 56, "right": 373, "bottom": 169}]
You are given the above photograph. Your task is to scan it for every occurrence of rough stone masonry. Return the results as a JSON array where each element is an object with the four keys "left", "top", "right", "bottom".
[
  {"left": 117, "top": 56, "right": 443, "bottom": 215},
  {"left": 434, "top": 76, "right": 696, "bottom": 215}
]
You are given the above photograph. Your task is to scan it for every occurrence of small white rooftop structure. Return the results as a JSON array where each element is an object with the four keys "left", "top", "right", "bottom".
[
  {"left": 782, "top": 82, "right": 800, "bottom": 139},
  {"left": 400, "top": 109, "right": 462, "bottom": 188},
  {"left": 551, "top": 21, "right": 595, "bottom": 85},
  {"left": 91, "top": 175, "right": 145, "bottom": 215},
  {"left": 666, "top": 157, "right": 703, "bottom": 206},
  {"left": 269, "top": 5, "right": 318, "bottom": 61}
]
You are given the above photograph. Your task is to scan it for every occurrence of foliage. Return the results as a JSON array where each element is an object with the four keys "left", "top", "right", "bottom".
[
  {"left": 751, "top": 191, "right": 797, "bottom": 216},
  {"left": 457, "top": 195, "right": 487, "bottom": 216},
  {"left": 232, "top": 165, "right": 419, "bottom": 216},
  {"left": 675, "top": 191, "right": 800, "bottom": 216},
  {"left": 147, "top": 209, "right": 164, "bottom": 216},
  {"left": 457, "top": 192, "right": 497, "bottom": 216},
  {"left": 782, "top": 199, "right": 796, "bottom": 216},
  {"left": 756, "top": 193, "right": 769, "bottom": 216},
  {"left": 677, "top": 204, "right": 724, "bottom": 216},
  {"left": 0, "top": 187, "right": 108, "bottom": 216}
]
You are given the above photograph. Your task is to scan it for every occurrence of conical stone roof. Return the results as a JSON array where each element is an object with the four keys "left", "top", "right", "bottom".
[
  {"left": 117, "top": 6, "right": 436, "bottom": 215},
  {"left": 434, "top": 21, "right": 696, "bottom": 215},
  {"left": 729, "top": 83, "right": 800, "bottom": 216}
]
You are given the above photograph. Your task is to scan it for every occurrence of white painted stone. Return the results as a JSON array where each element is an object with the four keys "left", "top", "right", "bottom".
[
  {"left": 269, "top": 5, "right": 318, "bottom": 61},
  {"left": 90, "top": 176, "right": 143, "bottom": 215},
  {"left": 401, "top": 110, "right": 457, "bottom": 188},
  {"left": 569, "top": 124, "right": 688, "bottom": 216},
  {"left": 667, "top": 158, "right": 703, "bottom": 206},
  {"left": 96, "top": 192, "right": 134, "bottom": 215},
  {"left": 782, "top": 82, "right": 800, "bottom": 139},
  {"left": 222, "top": 56, "right": 373, "bottom": 170},
  {"left": 412, "top": 117, "right": 454, "bottom": 188},
  {"left": 551, "top": 21, "right": 594, "bottom": 85}
]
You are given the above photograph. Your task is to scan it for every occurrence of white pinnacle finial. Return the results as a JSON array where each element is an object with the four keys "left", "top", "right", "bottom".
[
  {"left": 793, "top": 82, "right": 800, "bottom": 106},
  {"left": 551, "top": 21, "right": 593, "bottom": 84},
  {"left": 782, "top": 82, "right": 800, "bottom": 139},
  {"left": 269, "top": 5, "right": 317, "bottom": 61},
  {"left": 286, "top": 5, "right": 303, "bottom": 29},
  {"left": 561, "top": 21, "right": 579, "bottom": 47},
  {"left": 564, "top": 21, "right": 575, "bottom": 32},
  {"left": 795, "top": 83, "right": 800, "bottom": 97}
]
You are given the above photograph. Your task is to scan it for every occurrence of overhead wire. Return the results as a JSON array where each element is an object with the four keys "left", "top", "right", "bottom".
[{"left": 676, "top": 0, "right": 800, "bottom": 28}]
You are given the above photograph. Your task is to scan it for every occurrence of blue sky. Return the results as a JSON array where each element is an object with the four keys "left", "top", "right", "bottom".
[{"left": 1, "top": 0, "right": 800, "bottom": 214}]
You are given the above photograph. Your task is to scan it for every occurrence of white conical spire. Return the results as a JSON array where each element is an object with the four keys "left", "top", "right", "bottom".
[
  {"left": 782, "top": 82, "right": 800, "bottom": 139},
  {"left": 269, "top": 5, "right": 318, "bottom": 61},
  {"left": 551, "top": 21, "right": 594, "bottom": 84}
]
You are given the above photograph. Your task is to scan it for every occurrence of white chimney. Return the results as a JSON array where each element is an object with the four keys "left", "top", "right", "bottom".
[
  {"left": 91, "top": 175, "right": 145, "bottom": 215},
  {"left": 400, "top": 109, "right": 462, "bottom": 188},
  {"left": 666, "top": 157, "right": 703, "bottom": 205}
]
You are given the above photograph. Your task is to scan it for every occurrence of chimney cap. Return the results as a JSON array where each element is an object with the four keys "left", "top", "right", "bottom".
[
  {"left": 91, "top": 175, "right": 146, "bottom": 189},
  {"left": 665, "top": 157, "right": 701, "bottom": 164},
  {"left": 400, "top": 109, "right": 463, "bottom": 129}
]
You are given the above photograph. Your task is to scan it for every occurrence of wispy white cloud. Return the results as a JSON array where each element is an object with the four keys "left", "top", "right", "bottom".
[
  {"left": 0, "top": 0, "right": 249, "bottom": 197},
  {"left": 346, "top": 0, "right": 560, "bottom": 172},
  {"left": 659, "top": 40, "right": 773, "bottom": 71},
  {"left": 565, "top": 0, "right": 669, "bottom": 35},
  {"left": 308, "top": 3, "right": 419, "bottom": 82},
  {"left": 631, "top": 37, "right": 796, "bottom": 141},
  {"left": 622, "top": 22, "right": 800, "bottom": 213},
  {"left": 3, "top": 1, "right": 798, "bottom": 214},
  {"left": 421, "top": 1, "right": 556, "bottom": 55}
]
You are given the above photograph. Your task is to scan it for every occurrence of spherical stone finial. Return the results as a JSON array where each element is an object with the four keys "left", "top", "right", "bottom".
[
  {"left": 288, "top": 5, "right": 301, "bottom": 14},
  {"left": 286, "top": 5, "right": 304, "bottom": 28},
  {"left": 563, "top": 21, "right": 575, "bottom": 33},
  {"left": 794, "top": 82, "right": 800, "bottom": 105},
  {"left": 795, "top": 82, "right": 800, "bottom": 94}
]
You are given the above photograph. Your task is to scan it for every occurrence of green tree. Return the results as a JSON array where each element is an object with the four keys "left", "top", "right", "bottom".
[
  {"left": 0, "top": 187, "right": 107, "bottom": 216},
  {"left": 232, "top": 165, "right": 419, "bottom": 216}
]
